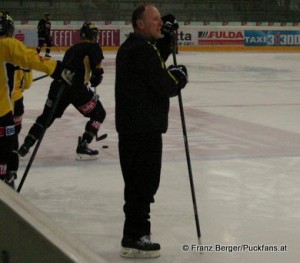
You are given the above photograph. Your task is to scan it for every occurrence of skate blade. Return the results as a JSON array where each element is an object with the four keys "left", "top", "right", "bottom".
[
  {"left": 76, "top": 154, "right": 98, "bottom": 161},
  {"left": 120, "top": 247, "right": 160, "bottom": 258}
]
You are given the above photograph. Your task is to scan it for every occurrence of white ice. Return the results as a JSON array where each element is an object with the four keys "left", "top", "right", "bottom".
[{"left": 17, "top": 51, "right": 300, "bottom": 262}]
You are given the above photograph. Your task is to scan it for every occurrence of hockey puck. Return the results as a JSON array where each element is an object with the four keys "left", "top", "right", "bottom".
[{"left": 102, "top": 145, "right": 109, "bottom": 149}]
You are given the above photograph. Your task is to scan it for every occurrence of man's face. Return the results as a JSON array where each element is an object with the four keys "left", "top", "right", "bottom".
[{"left": 138, "top": 5, "right": 163, "bottom": 40}]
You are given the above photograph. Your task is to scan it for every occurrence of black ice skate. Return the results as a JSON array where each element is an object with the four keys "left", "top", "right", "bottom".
[
  {"left": 120, "top": 235, "right": 161, "bottom": 258},
  {"left": 76, "top": 136, "right": 99, "bottom": 160},
  {"left": 18, "top": 135, "right": 36, "bottom": 157}
]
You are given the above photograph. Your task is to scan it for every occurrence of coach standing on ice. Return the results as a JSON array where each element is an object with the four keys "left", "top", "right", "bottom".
[{"left": 115, "top": 4, "right": 188, "bottom": 258}]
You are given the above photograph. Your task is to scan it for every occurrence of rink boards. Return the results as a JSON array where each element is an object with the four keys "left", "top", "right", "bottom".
[{"left": 0, "top": 182, "right": 106, "bottom": 263}]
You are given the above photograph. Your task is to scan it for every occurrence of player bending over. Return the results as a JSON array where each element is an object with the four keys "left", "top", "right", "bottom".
[{"left": 19, "top": 21, "right": 106, "bottom": 160}]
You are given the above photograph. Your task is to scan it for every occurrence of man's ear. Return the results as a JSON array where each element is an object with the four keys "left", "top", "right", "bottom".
[{"left": 136, "top": 19, "right": 144, "bottom": 29}]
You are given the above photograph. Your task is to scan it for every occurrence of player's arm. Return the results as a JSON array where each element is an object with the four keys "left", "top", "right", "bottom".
[
  {"left": 9, "top": 39, "right": 74, "bottom": 85},
  {"left": 88, "top": 48, "right": 104, "bottom": 87},
  {"left": 89, "top": 64, "right": 104, "bottom": 87},
  {"left": 20, "top": 69, "right": 33, "bottom": 91},
  {"left": 37, "top": 19, "right": 44, "bottom": 32},
  {"left": 138, "top": 42, "right": 187, "bottom": 98}
]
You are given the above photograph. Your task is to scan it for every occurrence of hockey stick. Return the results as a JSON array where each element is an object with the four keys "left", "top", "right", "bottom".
[
  {"left": 17, "top": 82, "right": 66, "bottom": 193},
  {"left": 96, "top": 133, "right": 107, "bottom": 141},
  {"left": 171, "top": 31, "right": 202, "bottom": 243},
  {"left": 52, "top": 43, "right": 62, "bottom": 53},
  {"left": 33, "top": 74, "right": 48, "bottom": 82}
]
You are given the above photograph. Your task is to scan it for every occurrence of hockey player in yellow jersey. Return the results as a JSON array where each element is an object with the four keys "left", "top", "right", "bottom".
[{"left": 0, "top": 12, "right": 74, "bottom": 189}]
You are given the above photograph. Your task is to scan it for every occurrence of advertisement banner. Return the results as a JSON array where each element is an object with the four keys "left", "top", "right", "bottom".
[
  {"left": 51, "top": 30, "right": 78, "bottom": 46},
  {"left": 14, "top": 29, "right": 37, "bottom": 47},
  {"left": 14, "top": 23, "right": 300, "bottom": 49},
  {"left": 198, "top": 30, "right": 244, "bottom": 46},
  {"left": 14, "top": 27, "right": 121, "bottom": 47},
  {"left": 98, "top": 29, "right": 120, "bottom": 46},
  {"left": 176, "top": 30, "right": 195, "bottom": 46},
  {"left": 245, "top": 30, "right": 300, "bottom": 46},
  {"left": 51, "top": 29, "right": 120, "bottom": 46}
]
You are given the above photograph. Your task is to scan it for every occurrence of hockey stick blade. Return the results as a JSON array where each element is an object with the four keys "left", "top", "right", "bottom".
[{"left": 96, "top": 133, "right": 108, "bottom": 141}]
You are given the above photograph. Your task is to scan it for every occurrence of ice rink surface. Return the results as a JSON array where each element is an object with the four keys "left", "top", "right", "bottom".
[{"left": 16, "top": 51, "right": 300, "bottom": 262}]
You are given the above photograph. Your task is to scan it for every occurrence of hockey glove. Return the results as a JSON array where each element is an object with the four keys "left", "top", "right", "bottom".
[
  {"left": 51, "top": 61, "right": 75, "bottom": 86},
  {"left": 90, "top": 68, "right": 104, "bottom": 87},
  {"left": 168, "top": 65, "right": 188, "bottom": 90},
  {"left": 161, "top": 14, "right": 179, "bottom": 35}
]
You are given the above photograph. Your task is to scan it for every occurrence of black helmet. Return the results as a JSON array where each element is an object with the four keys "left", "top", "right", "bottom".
[
  {"left": 80, "top": 21, "right": 98, "bottom": 42},
  {"left": 0, "top": 12, "right": 14, "bottom": 37},
  {"left": 44, "top": 12, "right": 50, "bottom": 20}
]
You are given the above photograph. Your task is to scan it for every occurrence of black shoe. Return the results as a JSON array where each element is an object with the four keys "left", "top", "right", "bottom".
[
  {"left": 45, "top": 53, "right": 51, "bottom": 58},
  {"left": 120, "top": 235, "right": 160, "bottom": 258},
  {"left": 76, "top": 137, "right": 99, "bottom": 160},
  {"left": 19, "top": 135, "right": 36, "bottom": 157}
]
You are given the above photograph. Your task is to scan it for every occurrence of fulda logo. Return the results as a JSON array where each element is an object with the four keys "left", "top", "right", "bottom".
[
  {"left": 198, "top": 32, "right": 209, "bottom": 38},
  {"left": 198, "top": 31, "right": 244, "bottom": 45},
  {"left": 198, "top": 31, "right": 244, "bottom": 39}
]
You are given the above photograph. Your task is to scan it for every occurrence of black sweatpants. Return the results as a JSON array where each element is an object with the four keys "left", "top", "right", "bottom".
[
  {"left": 27, "top": 80, "right": 106, "bottom": 143},
  {"left": 0, "top": 112, "right": 18, "bottom": 180},
  {"left": 118, "top": 133, "right": 162, "bottom": 240}
]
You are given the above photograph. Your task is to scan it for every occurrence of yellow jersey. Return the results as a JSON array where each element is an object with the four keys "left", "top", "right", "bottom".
[
  {"left": 11, "top": 68, "right": 33, "bottom": 110},
  {"left": 0, "top": 37, "right": 57, "bottom": 117}
]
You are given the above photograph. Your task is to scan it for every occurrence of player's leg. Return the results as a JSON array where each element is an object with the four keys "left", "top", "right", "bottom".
[
  {"left": 74, "top": 89, "right": 106, "bottom": 160},
  {"left": 13, "top": 96, "right": 24, "bottom": 150},
  {"left": 45, "top": 37, "right": 52, "bottom": 57},
  {"left": 0, "top": 113, "right": 18, "bottom": 189},
  {"left": 36, "top": 37, "right": 45, "bottom": 55},
  {"left": 19, "top": 81, "right": 69, "bottom": 156}
]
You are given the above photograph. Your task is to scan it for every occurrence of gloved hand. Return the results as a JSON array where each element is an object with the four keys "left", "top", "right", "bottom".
[
  {"left": 51, "top": 61, "right": 75, "bottom": 86},
  {"left": 161, "top": 14, "right": 179, "bottom": 35},
  {"left": 168, "top": 64, "right": 188, "bottom": 90},
  {"left": 90, "top": 68, "right": 104, "bottom": 87}
]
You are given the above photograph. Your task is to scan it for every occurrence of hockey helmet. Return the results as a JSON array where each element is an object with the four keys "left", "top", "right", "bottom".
[
  {"left": 80, "top": 21, "right": 99, "bottom": 42},
  {"left": 0, "top": 12, "right": 14, "bottom": 37},
  {"left": 44, "top": 12, "right": 51, "bottom": 20}
]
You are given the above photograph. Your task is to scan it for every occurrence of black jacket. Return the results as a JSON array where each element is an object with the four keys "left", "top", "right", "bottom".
[
  {"left": 37, "top": 18, "right": 51, "bottom": 37},
  {"left": 115, "top": 33, "right": 179, "bottom": 134},
  {"left": 62, "top": 42, "right": 104, "bottom": 86}
]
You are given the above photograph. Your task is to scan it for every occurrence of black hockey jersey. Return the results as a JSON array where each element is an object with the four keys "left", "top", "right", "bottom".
[{"left": 37, "top": 18, "right": 51, "bottom": 37}]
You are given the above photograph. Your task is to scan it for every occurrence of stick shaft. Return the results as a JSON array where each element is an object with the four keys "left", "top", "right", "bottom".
[
  {"left": 17, "top": 82, "right": 66, "bottom": 192},
  {"left": 171, "top": 32, "right": 202, "bottom": 239},
  {"left": 33, "top": 74, "right": 48, "bottom": 82}
]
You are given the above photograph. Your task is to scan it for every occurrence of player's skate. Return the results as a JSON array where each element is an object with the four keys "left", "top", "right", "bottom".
[
  {"left": 120, "top": 235, "right": 160, "bottom": 258},
  {"left": 18, "top": 135, "right": 36, "bottom": 157},
  {"left": 76, "top": 136, "right": 99, "bottom": 160}
]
